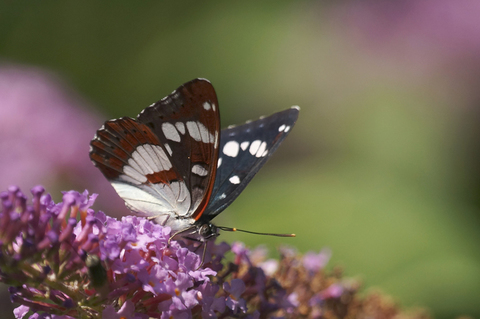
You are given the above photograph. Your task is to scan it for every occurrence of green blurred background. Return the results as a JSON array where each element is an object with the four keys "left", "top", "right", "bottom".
[{"left": 1, "top": 1, "right": 480, "bottom": 318}]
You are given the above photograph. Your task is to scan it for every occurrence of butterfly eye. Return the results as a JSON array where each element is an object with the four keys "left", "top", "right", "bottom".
[{"left": 199, "top": 224, "right": 210, "bottom": 236}]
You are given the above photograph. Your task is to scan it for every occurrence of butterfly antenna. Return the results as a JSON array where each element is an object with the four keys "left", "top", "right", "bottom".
[{"left": 217, "top": 226, "right": 296, "bottom": 237}]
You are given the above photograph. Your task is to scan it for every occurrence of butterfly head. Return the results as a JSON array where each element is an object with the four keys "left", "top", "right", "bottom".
[
  {"left": 168, "top": 221, "right": 219, "bottom": 243},
  {"left": 198, "top": 223, "right": 218, "bottom": 239}
]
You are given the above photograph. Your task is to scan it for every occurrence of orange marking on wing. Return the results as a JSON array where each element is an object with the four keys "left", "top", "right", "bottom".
[
  {"left": 146, "top": 170, "right": 182, "bottom": 184},
  {"left": 191, "top": 183, "right": 214, "bottom": 221},
  {"left": 102, "top": 119, "right": 161, "bottom": 154}
]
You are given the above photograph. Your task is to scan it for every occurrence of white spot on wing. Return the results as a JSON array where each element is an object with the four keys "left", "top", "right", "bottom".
[
  {"left": 256, "top": 142, "right": 267, "bottom": 158},
  {"left": 278, "top": 124, "right": 286, "bottom": 132},
  {"left": 175, "top": 122, "right": 186, "bottom": 135},
  {"left": 122, "top": 167, "right": 147, "bottom": 183},
  {"left": 200, "top": 122, "right": 214, "bottom": 143},
  {"left": 127, "top": 157, "right": 143, "bottom": 175},
  {"left": 162, "top": 123, "right": 181, "bottom": 142},
  {"left": 142, "top": 144, "right": 162, "bottom": 171},
  {"left": 217, "top": 157, "right": 222, "bottom": 168},
  {"left": 126, "top": 145, "right": 173, "bottom": 182},
  {"left": 219, "top": 193, "right": 226, "bottom": 199},
  {"left": 229, "top": 175, "right": 240, "bottom": 184},
  {"left": 167, "top": 181, "right": 191, "bottom": 216},
  {"left": 132, "top": 147, "right": 154, "bottom": 174},
  {"left": 203, "top": 102, "right": 211, "bottom": 110},
  {"left": 249, "top": 140, "right": 261, "bottom": 156},
  {"left": 111, "top": 180, "right": 191, "bottom": 219},
  {"left": 112, "top": 182, "right": 168, "bottom": 213},
  {"left": 186, "top": 121, "right": 201, "bottom": 142},
  {"left": 164, "top": 143, "right": 173, "bottom": 156},
  {"left": 240, "top": 141, "right": 249, "bottom": 151},
  {"left": 192, "top": 164, "right": 208, "bottom": 176},
  {"left": 118, "top": 173, "right": 143, "bottom": 185},
  {"left": 212, "top": 103, "right": 216, "bottom": 111},
  {"left": 284, "top": 126, "right": 291, "bottom": 133},
  {"left": 152, "top": 145, "right": 171, "bottom": 170},
  {"left": 223, "top": 141, "right": 239, "bottom": 157},
  {"left": 186, "top": 121, "right": 214, "bottom": 143}
]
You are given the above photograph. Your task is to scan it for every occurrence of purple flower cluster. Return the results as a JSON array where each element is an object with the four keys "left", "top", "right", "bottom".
[
  {"left": 0, "top": 186, "right": 435, "bottom": 319},
  {"left": 0, "top": 186, "right": 298, "bottom": 318}
]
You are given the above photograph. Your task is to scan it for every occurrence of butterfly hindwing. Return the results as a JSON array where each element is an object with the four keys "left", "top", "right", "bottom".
[
  {"left": 201, "top": 106, "right": 300, "bottom": 220},
  {"left": 90, "top": 79, "right": 220, "bottom": 222}
]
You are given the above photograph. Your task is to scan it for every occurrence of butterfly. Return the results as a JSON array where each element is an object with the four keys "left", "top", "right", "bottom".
[{"left": 89, "top": 79, "right": 299, "bottom": 242}]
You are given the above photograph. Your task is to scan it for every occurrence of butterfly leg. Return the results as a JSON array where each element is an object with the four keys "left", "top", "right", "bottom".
[
  {"left": 179, "top": 240, "right": 208, "bottom": 270},
  {"left": 197, "top": 242, "right": 208, "bottom": 270},
  {"left": 167, "top": 225, "right": 199, "bottom": 246},
  {"left": 167, "top": 230, "right": 208, "bottom": 269}
]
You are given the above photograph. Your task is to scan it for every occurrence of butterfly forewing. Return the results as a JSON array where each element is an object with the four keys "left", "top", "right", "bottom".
[
  {"left": 90, "top": 79, "right": 220, "bottom": 223},
  {"left": 201, "top": 106, "right": 300, "bottom": 220},
  {"left": 137, "top": 79, "right": 220, "bottom": 220}
]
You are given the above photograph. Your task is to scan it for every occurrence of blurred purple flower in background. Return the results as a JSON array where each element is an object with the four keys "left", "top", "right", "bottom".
[
  {"left": 336, "top": 0, "right": 480, "bottom": 71},
  {"left": 0, "top": 65, "right": 127, "bottom": 217}
]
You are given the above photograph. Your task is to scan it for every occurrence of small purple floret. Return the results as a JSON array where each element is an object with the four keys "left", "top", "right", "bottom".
[
  {"left": 46, "top": 230, "right": 59, "bottom": 244},
  {"left": 30, "top": 185, "right": 45, "bottom": 196},
  {"left": 8, "top": 186, "right": 19, "bottom": 194},
  {"left": 0, "top": 191, "right": 8, "bottom": 201},
  {"left": 303, "top": 248, "right": 332, "bottom": 273},
  {"left": 2, "top": 199, "right": 12, "bottom": 210}
]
